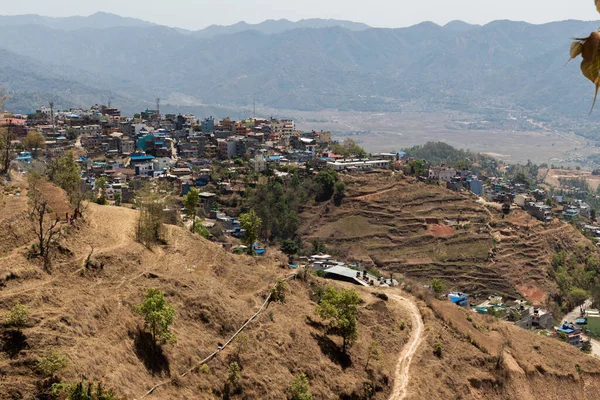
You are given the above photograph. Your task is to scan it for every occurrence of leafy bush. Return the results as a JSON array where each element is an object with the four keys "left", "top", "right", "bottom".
[
  {"left": 5, "top": 301, "right": 30, "bottom": 330},
  {"left": 36, "top": 350, "right": 68, "bottom": 377},
  {"left": 199, "top": 364, "right": 210, "bottom": 374},
  {"left": 270, "top": 278, "right": 287, "bottom": 304},
  {"left": 288, "top": 373, "right": 313, "bottom": 400},
  {"left": 52, "top": 380, "right": 123, "bottom": 400},
  {"left": 433, "top": 343, "right": 443, "bottom": 358},
  {"left": 193, "top": 222, "right": 210, "bottom": 239}
]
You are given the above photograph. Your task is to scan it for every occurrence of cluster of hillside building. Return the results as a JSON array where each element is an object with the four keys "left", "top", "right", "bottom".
[
  {"left": 447, "top": 292, "right": 595, "bottom": 349},
  {"left": 3, "top": 104, "right": 408, "bottom": 238},
  {"left": 425, "top": 165, "right": 595, "bottom": 225}
]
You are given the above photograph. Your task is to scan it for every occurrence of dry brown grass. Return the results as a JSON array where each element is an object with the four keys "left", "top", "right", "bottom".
[
  {"left": 407, "top": 298, "right": 600, "bottom": 400},
  {"left": 0, "top": 189, "right": 410, "bottom": 399}
]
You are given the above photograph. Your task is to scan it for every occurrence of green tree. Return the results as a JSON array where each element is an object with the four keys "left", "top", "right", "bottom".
[
  {"left": 315, "top": 286, "right": 361, "bottom": 353},
  {"left": 330, "top": 138, "right": 367, "bottom": 158},
  {"left": 95, "top": 177, "right": 108, "bottom": 205},
  {"left": 582, "top": 340, "right": 593, "bottom": 354},
  {"left": 430, "top": 278, "right": 444, "bottom": 297},
  {"left": 183, "top": 187, "right": 200, "bottom": 232},
  {"left": 240, "top": 209, "right": 262, "bottom": 249},
  {"left": 134, "top": 288, "right": 176, "bottom": 344},
  {"left": 65, "top": 127, "right": 78, "bottom": 141},
  {"left": 592, "top": 283, "right": 600, "bottom": 308},
  {"left": 114, "top": 192, "right": 122, "bottom": 206},
  {"left": 312, "top": 239, "right": 327, "bottom": 254},
  {"left": 315, "top": 168, "right": 338, "bottom": 201},
  {"left": 333, "top": 181, "right": 346, "bottom": 206},
  {"left": 36, "top": 350, "right": 68, "bottom": 378},
  {"left": 568, "top": 288, "right": 588, "bottom": 310},
  {"left": 281, "top": 239, "right": 299, "bottom": 260},
  {"left": 5, "top": 301, "right": 31, "bottom": 330},
  {"left": 287, "top": 373, "right": 313, "bottom": 400},
  {"left": 407, "top": 160, "right": 425, "bottom": 177},
  {"left": 47, "top": 152, "right": 82, "bottom": 207},
  {"left": 225, "top": 361, "right": 241, "bottom": 395}
]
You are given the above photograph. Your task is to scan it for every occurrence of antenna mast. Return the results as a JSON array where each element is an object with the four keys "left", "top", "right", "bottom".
[{"left": 49, "top": 101, "right": 56, "bottom": 135}]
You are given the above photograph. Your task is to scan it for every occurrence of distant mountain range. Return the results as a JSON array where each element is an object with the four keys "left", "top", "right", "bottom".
[
  {"left": 0, "top": 12, "right": 155, "bottom": 30},
  {"left": 0, "top": 13, "right": 599, "bottom": 133},
  {"left": 192, "top": 18, "right": 370, "bottom": 37}
]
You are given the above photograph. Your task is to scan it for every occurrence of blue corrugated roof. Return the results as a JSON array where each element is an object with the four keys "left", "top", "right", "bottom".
[{"left": 131, "top": 155, "right": 155, "bottom": 161}]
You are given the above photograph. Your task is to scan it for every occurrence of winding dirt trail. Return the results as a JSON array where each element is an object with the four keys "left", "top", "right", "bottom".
[{"left": 388, "top": 294, "right": 424, "bottom": 400}]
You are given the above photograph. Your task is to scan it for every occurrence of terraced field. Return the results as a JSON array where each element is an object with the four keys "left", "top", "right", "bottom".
[{"left": 301, "top": 171, "right": 596, "bottom": 303}]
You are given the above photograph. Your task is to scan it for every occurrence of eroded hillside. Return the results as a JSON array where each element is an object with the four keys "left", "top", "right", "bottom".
[{"left": 0, "top": 183, "right": 409, "bottom": 399}]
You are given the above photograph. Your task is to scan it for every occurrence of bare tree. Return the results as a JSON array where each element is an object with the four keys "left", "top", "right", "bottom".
[
  {"left": 0, "top": 121, "right": 15, "bottom": 175},
  {"left": 0, "top": 92, "right": 8, "bottom": 111},
  {"left": 28, "top": 176, "right": 62, "bottom": 273}
]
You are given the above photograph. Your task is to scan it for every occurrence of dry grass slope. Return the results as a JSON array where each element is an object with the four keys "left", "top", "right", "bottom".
[
  {"left": 406, "top": 291, "right": 600, "bottom": 400},
  {"left": 0, "top": 184, "right": 409, "bottom": 399}
]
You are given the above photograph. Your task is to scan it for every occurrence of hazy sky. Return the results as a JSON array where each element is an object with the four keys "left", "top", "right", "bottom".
[{"left": 2, "top": 0, "right": 598, "bottom": 30}]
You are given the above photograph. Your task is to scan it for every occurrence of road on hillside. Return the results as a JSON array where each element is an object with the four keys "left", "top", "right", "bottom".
[
  {"left": 388, "top": 294, "right": 424, "bottom": 400},
  {"left": 561, "top": 299, "right": 600, "bottom": 358},
  {"left": 561, "top": 300, "right": 591, "bottom": 325}
]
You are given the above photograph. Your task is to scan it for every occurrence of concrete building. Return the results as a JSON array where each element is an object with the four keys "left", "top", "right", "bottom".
[
  {"left": 134, "top": 162, "right": 154, "bottom": 177},
  {"left": 120, "top": 139, "right": 135, "bottom": 155},
  {"left": 327, "top": 159, "right": 391, "bottom": 171},
  {"left": 253, "top": 153, "right": 267, "bottom": 172},
  {"left": 218, "top": 139, "right": 237, "bottom": 160},
  {"left": 201, "top": 117, "right": 214, "bottom": 133},
  {"left": 515, "top": 307, "right": 554, "bottom": 330},
  {"left": 429, "top": 167, "right": 456, "bottom": 182},
  {"left": 525, "top": 202, "right": 552, "bottom": 223}
]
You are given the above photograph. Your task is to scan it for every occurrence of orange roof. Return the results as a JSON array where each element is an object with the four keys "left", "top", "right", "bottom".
[{"left": 0, "top": 118, "right": 26, "bottom": 126}]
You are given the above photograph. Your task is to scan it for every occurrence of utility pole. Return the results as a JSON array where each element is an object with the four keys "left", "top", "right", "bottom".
[
  {"left": 155, "top": 97, "right": 160, "bottom": 127},
  {"left": 253, "top": 97, "right": 256, "bottom": 119},
  {"left": 49, "top": 101, "right": 56, "bottom": 135}
]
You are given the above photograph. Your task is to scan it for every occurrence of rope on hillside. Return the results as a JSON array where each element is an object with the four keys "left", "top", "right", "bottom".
[{"left": 137, "top": 273, "right": 297, "bottom": 399}]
